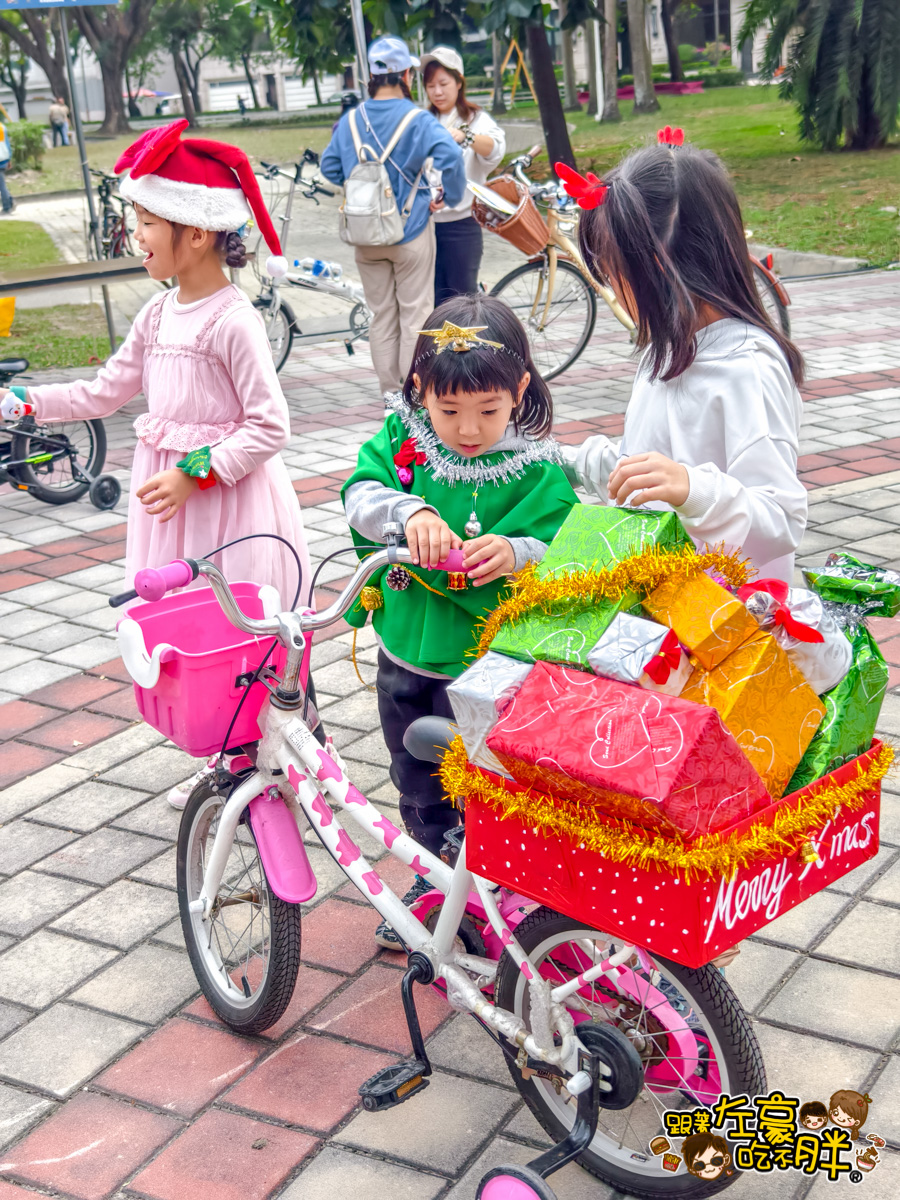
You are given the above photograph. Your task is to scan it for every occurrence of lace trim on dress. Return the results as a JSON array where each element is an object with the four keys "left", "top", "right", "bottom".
[
  {"left": 134, "top": 413, "right": 239, "bottom": 452},
  {"left": 148, "top": 288, "right": 244, "bottom": 363}
]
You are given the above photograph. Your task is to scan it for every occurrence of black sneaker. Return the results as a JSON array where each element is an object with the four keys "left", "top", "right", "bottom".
[{"left": 374, "top": 874, "right": 433, "bottom": 950}]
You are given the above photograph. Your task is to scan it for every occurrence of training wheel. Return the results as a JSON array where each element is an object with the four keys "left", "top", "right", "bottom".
[
  {"left": 89, "top": 474, "right": 122, "bottom": 511},
  {"left": 477, "top": 1165, "right": 557, "bottom": 1200}
]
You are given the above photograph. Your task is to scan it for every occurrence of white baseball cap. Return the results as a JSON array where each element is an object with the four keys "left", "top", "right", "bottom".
[
  {"left": 368, "top": 36, "right": 420, "bottom": 74},
  {"left": 420, "top": 46, "right": 465, "bottom": 76}
]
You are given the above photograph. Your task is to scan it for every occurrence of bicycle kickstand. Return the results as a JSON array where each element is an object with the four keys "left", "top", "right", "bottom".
[{"left": 357, "top": 952, "right": 433, "bottom": 1112}]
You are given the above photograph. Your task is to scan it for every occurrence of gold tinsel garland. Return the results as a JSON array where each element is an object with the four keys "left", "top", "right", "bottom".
[
  {"left": 474, "top": 544, "right": 752, "bottom": 659},
  {"left": 440, "top": 736, "right": 894, "bottom": 880}
]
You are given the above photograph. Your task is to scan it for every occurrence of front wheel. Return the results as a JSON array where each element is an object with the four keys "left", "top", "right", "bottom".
[
  {"left": 253, "top": 296, "right": 294, "bottom": 373},
  {"left": 490, "top": 259, "right": 597, "bottom": 382},
  {"left": 495, "top": 908, "right": 765, "bottom": 1198},
  {"left": 177, "top": 778, "right": 301, "bottom": 1034}
]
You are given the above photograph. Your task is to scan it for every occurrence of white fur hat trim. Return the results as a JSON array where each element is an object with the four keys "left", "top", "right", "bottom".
[{"left": 119, "top": 172, "right": 251, "bottom": 231}]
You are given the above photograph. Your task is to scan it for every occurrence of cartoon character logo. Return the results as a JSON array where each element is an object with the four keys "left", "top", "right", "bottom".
[
  {"left": 682, "top": 1132, "right": 733, "bottom": 1181},
  {"left": 829, "top": 1090, "right": 872, "bottom": 1141},
  {"left": 799, "top": 1100, "right": 828, "bottom": 1130}
]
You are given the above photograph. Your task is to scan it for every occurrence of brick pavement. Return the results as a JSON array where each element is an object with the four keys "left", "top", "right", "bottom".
[{"left": 0, "top": 271, "right": 900, "bottom": 1198}]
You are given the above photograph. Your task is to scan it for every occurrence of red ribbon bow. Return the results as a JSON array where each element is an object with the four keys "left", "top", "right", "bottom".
[
  {"left": 554, "top": 162, "right": 608, "bottom": 210},
  {"left": 657, "top": 126, "right": 685, "bottom": 147},
  {"left": 643, "top": 629, "right": 683, "bottom": 685},
  {"left": 393, "top": 437, "right": 426, "bottom": 485},
  {"left": 737, "top": 578, "right": 825, "bottom": 644}
]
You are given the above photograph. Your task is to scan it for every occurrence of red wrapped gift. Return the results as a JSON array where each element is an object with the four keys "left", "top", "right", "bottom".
[
  {"left": 460, "top": 742, "right": 886, "bottom": 968},
  {"left": 485, "top": 661, "right": 771, "bottom": 839}
]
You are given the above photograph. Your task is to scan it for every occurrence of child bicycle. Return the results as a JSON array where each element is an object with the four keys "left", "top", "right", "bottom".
[{"left": 109, "top": 532, "right": 764, "bottom": 1200}]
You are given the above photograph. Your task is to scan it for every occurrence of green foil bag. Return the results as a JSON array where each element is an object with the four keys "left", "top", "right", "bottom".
[
  {"left": 786, "top": 624, "right": 888, "bottom": 793},
  {"left": 490, "top": 506, "right": 690, "bottom": 668},
  {"left": 803, "top": 553, "right": 900, "bottom": 619}
]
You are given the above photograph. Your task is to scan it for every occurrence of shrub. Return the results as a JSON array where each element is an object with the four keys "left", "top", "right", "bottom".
[
  {"left": 677, "top": 44, "right": 697, "bottom": 63},
  {"left": 619, "top": 73, "right": 634, "bottom": 85},
  {"left": 697, "top": 68, "right": 744, "bottom": 88},
  {"left": 8, "top": 120, "right": 45, "bottom": 171}
]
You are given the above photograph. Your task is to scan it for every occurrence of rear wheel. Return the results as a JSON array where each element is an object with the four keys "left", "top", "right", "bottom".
[
  {"left": 10, "top": 417, "right": 106, "bottom": 504},
  {"left": 752, "top": 262, "right": 790, "bottom": 337},
  {"left": 495, "top": 908, "right": 764, "bottom": 1198},
  {"left": 177, "top": 778, "right": 301, "bottom": 1034},
  {"left": 253, "top": 296, "right": 294, "bottom": 372},
  {"left": 490, "top": 259, "right": 597, "bottom": 381}
]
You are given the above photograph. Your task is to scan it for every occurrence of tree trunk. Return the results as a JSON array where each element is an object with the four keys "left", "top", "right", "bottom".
[
  {"left": 661, "top": 0, "right": 684, "bottom": 82},
  {"left": 849, "top": 65, "right": 885, "bottom": 149},
  {"left": 559, "top": 0, "right": 581, "bottom": 111},
  {"left": 0, "top": 13, "right": 70, "bottom": 107},
  {"left": 491, "top": 31, "right": 507, "bottom": 116},
  {"left": 123, "top": 61, "right": 142, "bottom": 119},
  {"left": 626, "top": 0, "right": 659, "bottom": 113},
  {"left": 8, "top": 74, "right": 27, "bottom": 119},
  {"left": 240, "top": 53, "right": 261, "bottom": 109},
  {"left": 172, "top": 47, "right": 197, "bottom": 127},
  {"left": 601, "top": 0, "right": 622, "bottom": 121},
  {"left": 96, "top": 49, "right": 132, "bottom": 134},
  {"left": 525, "top": 20, "right": 575, "bottom": 171},
  {"left": 183, "top": 46, "right": 203, "bottom": 114},
  {"left": 311, "top": 67, "right": 321, "bottom": 107},
  {"left": 586, "top": 19, "right": 598, "bottom": 115}
]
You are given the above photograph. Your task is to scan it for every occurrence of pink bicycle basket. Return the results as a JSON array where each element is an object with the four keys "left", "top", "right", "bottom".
[{"left": 122, "top": 583, "right": 288, "bottom": 757}]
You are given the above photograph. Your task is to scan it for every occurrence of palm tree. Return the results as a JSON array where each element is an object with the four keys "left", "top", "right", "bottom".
[{"left": 741, "top": 0, "right": 900, "bottom": 150}]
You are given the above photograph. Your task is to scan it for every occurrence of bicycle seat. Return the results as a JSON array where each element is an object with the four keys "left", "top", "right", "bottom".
[
  {"left": 0, "top": 357, "right": 29, "bottom": 376},
  {"left": 403, "top": 716, "right": 458, "bottom": 765}
]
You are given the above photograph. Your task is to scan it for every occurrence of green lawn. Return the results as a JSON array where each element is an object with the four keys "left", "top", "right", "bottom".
[
  {"left": 0, "top": 219, "right": 61, "bottom": 270},
  {"left": 4, "top": 302, "right": 111, "bottom": 370}
]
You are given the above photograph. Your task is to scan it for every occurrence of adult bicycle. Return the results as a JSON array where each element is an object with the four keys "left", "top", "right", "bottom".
[
  {"left": 251, "top": 151, "right": 371, "bottom": 373},
  {"left": 107, "top": 528, "right": 764, "bottom": 1200},
  {"left": 88, "top": 169, "right": 134, "bottom": 260}
]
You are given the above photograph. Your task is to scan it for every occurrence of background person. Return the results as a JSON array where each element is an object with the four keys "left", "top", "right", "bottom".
[
  {"left": 321, "top": 36, "right": 466, "bottom": 397},
  {"left": 48, "top": 97, "right": 70, "bottom": 147},
  {"left": 0, "top": 116, "right": 14, "bottom": 214},
  {"left": 422, "top": 47, "right": 506, "bottom": 304}
]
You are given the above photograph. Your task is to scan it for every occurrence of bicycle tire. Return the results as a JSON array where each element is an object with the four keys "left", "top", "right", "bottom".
[
  {"left": 253, "top": 296, "right": 294, "bottom": 373},
  {"left": 177, "top": 777, "right": 301, "bottom": 1034},
  {"left": 494, "top": 908, "right": 765, "bottom": 1199},
  {"left": 490, "top": 259, "right": 597, "bottom": 382},
  {"left": 752, "top": 262, "right": 791, "bottom": 338},
  {"left": 10, "top": 418, "right": 106, "bottom": 504}
]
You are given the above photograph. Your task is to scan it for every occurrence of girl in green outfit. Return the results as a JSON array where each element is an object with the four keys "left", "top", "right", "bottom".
[{"left": 342, "top": 294, "right": 577, "bottom": 947}]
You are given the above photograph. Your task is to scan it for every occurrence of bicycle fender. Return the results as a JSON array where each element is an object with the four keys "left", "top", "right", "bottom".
[{"left": 247, "top": 790, "right": 317, "bottom": 904}]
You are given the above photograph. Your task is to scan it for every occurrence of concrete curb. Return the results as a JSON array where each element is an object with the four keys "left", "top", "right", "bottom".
[{"left": 749, "top": 241, "right": 868, "bottom": 277}]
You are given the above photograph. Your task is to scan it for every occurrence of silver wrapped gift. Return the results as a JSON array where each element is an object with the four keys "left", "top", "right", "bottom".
[
  {"left": 743, "top": 586, "right": 852, "bottom": 694},
  {"left": 587, "top": 612, "right": 692, "bottom": 696},
  {"left": 446, "top": 651, "right": 533, "bottom": 776}
]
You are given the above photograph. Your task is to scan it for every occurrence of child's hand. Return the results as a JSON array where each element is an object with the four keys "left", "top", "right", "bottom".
[
  {"left": 607, "top": 452, "right": 690, "bottom": 508},
  {"left": 405, "top": 509, "right": 462, "bottom": 567},
  {"left": 137, "top": 469, "right": 199, "bottom": 523},
  {"left": 462, "top": 535, "right": 515, "bottom": 587}
]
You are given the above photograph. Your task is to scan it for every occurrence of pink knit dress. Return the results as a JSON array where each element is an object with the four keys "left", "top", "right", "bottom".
[{"left": 29, "top": 284, "right": 311, "bottom": 606}]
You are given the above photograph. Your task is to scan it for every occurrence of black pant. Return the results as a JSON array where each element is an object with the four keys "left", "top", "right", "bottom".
[
  {"left": 376, "top": 651, "right": 460, "bottom": 856},
  {"left": 434, "top": 216, "right": 483, "bottom": 306}
]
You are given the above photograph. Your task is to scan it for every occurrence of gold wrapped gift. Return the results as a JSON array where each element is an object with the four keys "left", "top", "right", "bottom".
[
  {"left": 681, "top": 629, "right": 825, "bottom": 797},
  {"left": 642, "top": 571, "right": 758, "bottom": 670}
]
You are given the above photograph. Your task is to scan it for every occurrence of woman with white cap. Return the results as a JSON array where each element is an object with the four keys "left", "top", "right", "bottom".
[{"left": 422, "top": 46, "right": 506, "bottom": 303}]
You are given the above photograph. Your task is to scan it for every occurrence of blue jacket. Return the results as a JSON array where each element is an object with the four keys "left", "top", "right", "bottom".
[{"left": 321, "top": 99, "right": 466, "bottom": 245}]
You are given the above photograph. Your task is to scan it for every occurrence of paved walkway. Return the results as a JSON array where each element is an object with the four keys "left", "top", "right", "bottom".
[{"left": 0, "top": 271, "right": 899, "bottom": 1199}]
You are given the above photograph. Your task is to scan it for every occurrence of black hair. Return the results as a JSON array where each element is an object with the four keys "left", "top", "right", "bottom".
[
  {"left": 401, "top": 293, "right": 553, "bottom": 439},
  {"left": 577, "top": 141, "right": 804, "bottom": 386},
  {"left": 800, "top": 1101, "right": 828, "bottom": 1121},
  {"left": 368, "top": 72, "right": 412, "bottom": 100},
  {"left": 215, "top": 230, "right": 248, "bottom": 269}
]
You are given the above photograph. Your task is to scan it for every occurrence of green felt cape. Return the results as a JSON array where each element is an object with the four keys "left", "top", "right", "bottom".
[{"left": 341, "top": 411, "right": 578, "bottom": 677}]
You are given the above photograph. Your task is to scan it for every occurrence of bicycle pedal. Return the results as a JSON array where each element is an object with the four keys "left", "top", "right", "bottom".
[{"left": 359, "top": 1060, "right": 430, "bottom": 1112}]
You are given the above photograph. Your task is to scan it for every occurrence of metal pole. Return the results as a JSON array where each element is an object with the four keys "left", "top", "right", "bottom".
[
  {"left": 349, "top": 0, "right": 368, "bottom": 93},
  {"left": 593, "top": 19, "right": 604, "bottom": 122},
  {"left": 59, "top": 8, "right": 116, "bottom": 355}
]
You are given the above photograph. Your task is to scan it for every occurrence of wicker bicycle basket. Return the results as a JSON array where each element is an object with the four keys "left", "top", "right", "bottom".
[{"left": 472, "top": 175, "right": 548, "bottom": 258}]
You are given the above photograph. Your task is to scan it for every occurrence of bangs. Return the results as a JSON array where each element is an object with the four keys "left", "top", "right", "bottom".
[{"left": 419, "top": 345, "right": 524, "bottom": 401}]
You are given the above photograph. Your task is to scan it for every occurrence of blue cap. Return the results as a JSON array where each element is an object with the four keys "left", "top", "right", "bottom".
[{"left": 368, "top": 35, "right": 420, "bottom": 74}]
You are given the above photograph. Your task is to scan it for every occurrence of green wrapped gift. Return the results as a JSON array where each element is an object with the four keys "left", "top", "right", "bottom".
[
  {"left": 803, "top": 553, "right": 900, "bottom": 619},
  {"left": 490, "top": 506, "right": 690, "bottom": 668},
  {"left": 786, "top": 624, "right": 888, "bottom": 793}
]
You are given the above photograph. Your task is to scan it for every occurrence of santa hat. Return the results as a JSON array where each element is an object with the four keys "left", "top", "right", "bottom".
[{"left": 115, "top": 119, "right": 288, "bottom": 278}]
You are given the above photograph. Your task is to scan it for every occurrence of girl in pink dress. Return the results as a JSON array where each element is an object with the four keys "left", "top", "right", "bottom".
[{"left": 0, "top": 121, "right": 311, "bottom": 805}]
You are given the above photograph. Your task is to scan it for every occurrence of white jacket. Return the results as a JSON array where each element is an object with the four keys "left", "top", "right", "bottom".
[
  {"left": 564, "top": 319, "right": 807, "bottom": 582},
  {"left": 431, "top": 107, "right": 506, "bottom": 222}
]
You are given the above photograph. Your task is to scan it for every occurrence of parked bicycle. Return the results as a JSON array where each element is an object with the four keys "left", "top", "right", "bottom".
[
  {"left": 109, "top": 529, "right": 764, "bottom": 1200},
  {"left": 0, "top": 358, "right": 120, "bottom": 508},
  {"left": 251, "top": 151, "right": 371, "bottom": 373},
  {"left": 88, "top": 169, "right": 135, "bottom": 260}
]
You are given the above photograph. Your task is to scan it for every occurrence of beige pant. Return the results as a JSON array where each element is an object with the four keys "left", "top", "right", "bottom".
[{"left": 355, "top": 222, "right": 436, "bottom": 395}]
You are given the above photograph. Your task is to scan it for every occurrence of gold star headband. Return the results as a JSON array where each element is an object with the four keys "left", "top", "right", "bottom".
[{"left": 416, "top": 321, "right": 504, "bottom": 354}]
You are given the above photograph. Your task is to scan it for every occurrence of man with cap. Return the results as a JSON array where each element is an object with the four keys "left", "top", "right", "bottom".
[{"left": 321, "top": 36, "right": 466, "bottom": 397}]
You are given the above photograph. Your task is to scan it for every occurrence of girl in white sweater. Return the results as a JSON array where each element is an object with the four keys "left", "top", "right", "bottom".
[{"left": 557, "top": 134, "right": 807, "bottom": 583}]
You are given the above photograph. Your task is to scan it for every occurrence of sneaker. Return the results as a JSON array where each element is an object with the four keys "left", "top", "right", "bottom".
[
  {"left": 167, "top": 756, "right": 218, "bottom": 810},
  {"left": 374, "top": 874, "right": 433, "bottom": 950}
]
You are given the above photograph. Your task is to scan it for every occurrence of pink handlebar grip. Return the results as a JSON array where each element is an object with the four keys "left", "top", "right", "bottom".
[
  {"left": 134, "top": 559, "right": 194, "bottom": 602},
  {"left": 436, "top": 549, "right": 466, "bottom": 573}
]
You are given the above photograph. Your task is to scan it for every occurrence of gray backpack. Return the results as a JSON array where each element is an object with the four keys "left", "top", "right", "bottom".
[{"left": 339, "top": 106, "right": 427, "bottom": 247}]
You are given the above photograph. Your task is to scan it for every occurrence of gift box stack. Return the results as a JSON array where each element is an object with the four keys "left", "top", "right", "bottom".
[{"left": 446, "top": 509, "right": 896, "bottom": 966}]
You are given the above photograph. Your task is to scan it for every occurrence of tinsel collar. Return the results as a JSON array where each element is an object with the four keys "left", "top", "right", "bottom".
[{"left": 385, "top": 392, "right": 562, "bottom": 488}]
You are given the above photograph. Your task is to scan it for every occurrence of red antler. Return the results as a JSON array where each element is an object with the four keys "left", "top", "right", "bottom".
[
  {"left": 554, "top": 162, "right": 608, "bottom": 210},
  {"left": 657, "top": 126, "right": 685, "bottom": 147}
]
